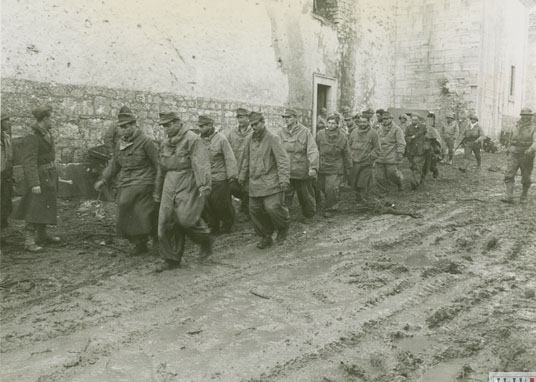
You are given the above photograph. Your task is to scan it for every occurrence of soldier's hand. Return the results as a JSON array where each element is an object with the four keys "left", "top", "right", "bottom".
[
  {"left": 525, "top": 148, "right": 534, "bottom": 155},
  {"left": 199, "top": 188, "right": 211, "bottom": 198},
  {"left": 279, "top": 182, "right": 290, "bottom": 191},
  {"left": 308, "top": 168, "right": 317, "bottom": 178},
  {"left": 31, "top": 185, "right": 42, "bottom": 194},
  {"left": 94, "top": 180, "right": 105, "bottom": 192},
  {"left": 152, "top": 192, "right": 161, "bottom": 203}
]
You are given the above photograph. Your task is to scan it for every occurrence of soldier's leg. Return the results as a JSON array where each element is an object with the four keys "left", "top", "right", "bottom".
[
  {"left": 34, "top": 223, "right": 61, "bottom": 245},
  {"left": 410, "top": 155, "right": 424, "bottom": 188},
  {"left": 360, "top": 164, "right": 373, "bottom": 201},
  {"left": 249, "top": 195, "right": 274, "bottom": 238},
  {"left": 473, "top": 143, "right": 482, "bottom": 168},
  {"left": 264, "top": 192, "right": 290, "bottom": 242},
  {"left": 501, "top": 154, "right": 519, "bottom": 204},
  {"left": 294, "top": 179, "right": 316, "bottom": 217},
  {"left": 211, "top": 180, "right": 234, "bottom": 233},
  {"left": 202, "top": 187, "right": 220, "bottom": 233},
  {"left": 519, "top": 153, "right": 534, "bottom": 202},
  {"left": 284, "top": 180, "right": 297, "bottom": 209},
  {"left": 184, "top": 218, "right": 213, "bottom": 257},
  {"left": 158, "top": 193, "right": 185, "bottom": 263},
  {"left": 387, "top": 164, "right": 404, "bottom": 191},
  {"left": 323, "top": 174, "right": 341, "bottom": 211},
  {"left": 447, "top": 138, "right": 455, "bottom": 163},
  {"left": 23, "top": 223, "right": 43, "bottom": 252},
  {"left": 0, "top": 173, "right": 13, "bottom": 228},
  {"left": 374, "top": 163, "right": 389, "bottom": 195}
]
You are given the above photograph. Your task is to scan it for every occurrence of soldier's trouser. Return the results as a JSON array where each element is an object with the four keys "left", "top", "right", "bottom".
[
  {"left": 461, "top": 141, "right": 481, "bottom": 169},
  {"left": 374, "top": 163, "right": 403, "bottom": 194},
  {"left": 249, "top": 192, "right": 290, "bottom": 238},
  {"left": 422, "top": 151, "right": 439, "bottom": 180},
  {"left": 285, "top": 178, "right": 316, "bottom": 217},
  {"left": 350, "top": 162, "right": 373, "bottom": 200},
  {"left": 0, "top": 172, "right": 13, "bottom": 227},
  {"left": 408, "top": 155, "right": 426, "bottom": 185},
  {"left": 444, "top": 137, "right": 455, "bottom": 161},
  {"left": 158, "top": 219, "right": 211, "bottom": 263},
  {"left": 203, "top": 180, "right": 235, "bottom": 232},
  {"left": 319, "top": 174, "right": 343, "bottom": 211},
  {"left": 504, "top": 152, "right": 534, "bottom": 186}
]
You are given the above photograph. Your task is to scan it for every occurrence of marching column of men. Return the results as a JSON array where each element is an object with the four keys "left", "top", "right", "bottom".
[{"left": 2, "top": 105, "right": 534, "bottom": 261}]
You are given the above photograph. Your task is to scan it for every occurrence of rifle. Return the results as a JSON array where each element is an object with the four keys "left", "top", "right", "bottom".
[{"left": 453, "top": 137, "right": 466, "bottom": 153}]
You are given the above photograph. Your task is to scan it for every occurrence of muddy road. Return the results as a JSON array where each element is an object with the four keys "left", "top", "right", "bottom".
[{"left": 1, "top": 152, "right": 535, "bottom": 382}]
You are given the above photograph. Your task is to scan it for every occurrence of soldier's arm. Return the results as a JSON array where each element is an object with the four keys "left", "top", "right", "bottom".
[
  {"left": 21, "top": 135, "right": 40, "bottom": 188},
  {"left": 144, "top": 139, "right": 162, "bottom": 195},
  {"left": 396, "top": 127, "right": 406, "bottom": 156},
  {"left": 238, "top": 136, "right": 251, "bottom": 185},
  {"left": 342, "top": 137, "right": 352, "bottom": 175},
  {"left": 191, "top": 139, "right": 212, "bottom": 192},
  {"left": 371, "top": 130, "right": 381, "bottom": 160},
  {"left": 101, "top": 145, "right": 121, "bottom": 183},
  {"left": 271, "top": 135, "right": 290, "bottom": 184},
  {"left": 306, "top": 130, "right": 319, "bottom": 172},
  {"left": 220, "top": 135, "right": 238, "bottom": 180}
]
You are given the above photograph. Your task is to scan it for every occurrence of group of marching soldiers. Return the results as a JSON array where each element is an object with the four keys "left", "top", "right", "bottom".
[{"left": 0, "top": 104, "right": 534, "bottom": 269}]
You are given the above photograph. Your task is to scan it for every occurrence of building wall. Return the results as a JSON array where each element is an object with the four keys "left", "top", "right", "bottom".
[
  {"left": 478, "top": 0, "right": 530, "bottom": 134},
  {"left": 1, "top": 0, "right": 397, "bottom": 162},
  {"left": 524, "top": 11, "right": 536, "bottom": 109},
  {"left": 392, "top": 0, "right": 531, "bottom": 136},
  {"left": 392, "top": 0, "right": 482, "bottom": 115}
]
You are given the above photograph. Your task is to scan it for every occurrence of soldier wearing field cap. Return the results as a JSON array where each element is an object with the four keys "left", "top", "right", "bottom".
[
  {"left": 278, "top": 108, "right": 319, "bottom": 219},
  {"left": 458, "top": 114, "right": 484, "bottom": 172},
  {"left": 239, "top": 111, "right": 290, "bottom": 249},
  {"left": 154, "top": 112, "right": 213, "bottom": 270},
  {"left": 1, "top": 112, "right": 13, "bottom": 229},
  {"left": 441, "top": 112, "right": 460, "bottom": 165},
  {"left": 501, "top": 107, "right": 536, "bottom": 204},
  {"left": 374, "top": 111, "right": 406, "bottom": 195},
  {"left": 224, "top": 107, "right": 252, "bottom": 214},
  {"left": 94, "top": 106, "right": 159, "bottom": 256},
  {"left": 14, "top": 105, "right": 60, "bottom": 252},
  {"left": 199, "top": 115, "right": 238, "bottom": 234}
]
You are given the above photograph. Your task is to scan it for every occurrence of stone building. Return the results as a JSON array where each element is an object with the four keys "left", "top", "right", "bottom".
[{"left": 1, "top": 0, "right": 534, "bottom": 175}]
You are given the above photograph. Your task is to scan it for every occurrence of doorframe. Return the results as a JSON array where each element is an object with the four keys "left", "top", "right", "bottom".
[{"left": 312, "top": 73, "right": 337, "bottom": 136}]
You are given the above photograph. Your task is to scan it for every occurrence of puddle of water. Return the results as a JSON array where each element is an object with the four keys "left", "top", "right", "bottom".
[
  {"left": 395, "top": 335, "right": 439, "bottom": 353},
  {"left": 418, "top": 359, "right": 465, "bottom": 382}
]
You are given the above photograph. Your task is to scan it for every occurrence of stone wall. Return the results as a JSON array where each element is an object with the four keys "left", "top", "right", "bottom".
[{"left": 1, "top": 78, "right": 311, "bottom": 165}]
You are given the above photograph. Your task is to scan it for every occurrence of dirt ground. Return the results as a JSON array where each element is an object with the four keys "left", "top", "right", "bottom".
[{"left": 1, "top": 152, "right": 535, "bottom": 382}]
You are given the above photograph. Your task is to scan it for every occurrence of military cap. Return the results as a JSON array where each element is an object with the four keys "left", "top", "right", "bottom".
[
  {"left": 469, "top": 114, "right": 478, "bottom": 121},
  {"left": 158, "top": 111, "right": 180, "bottom": 125},
  {"left": 362, "top": 108, "right": 374, "bottom": 116},
  {"left": 343, "top": 112, "right": 353, "bottom": 120},
  {"left": 236, "top": 108, "right": 249, "bottom": 117},
  {"left": 382, "top": 112, "right": 393, "bottom": 119},
  {"left": 445, "top": 112, "right": 455, "bottom": 119},
  {"left": 282, "top": 108, "right": 298, "bottom": 117},
  {"left": 520, "top": 107, "right": 533, "bottom": 115},
  {"left": 427, "top": 111, "right": 435, "bottom": 117},
  {"left": 326, "top": 114, "right": 340, "bottom": 123},
  {"left": 376, "top": 109, "right": 385, "bottom": 115},
  {"left": 32, "top": 105, "right": 53, "bottom": 121},
  {"left": 117, "top": 106, "right": 136, "bottom": 126},
  {"left": 198, "top": 115, "right": 214, "bottom": 126},
  {"left": 249, "top": 111, "right": 264, "bottom": 124},
  {"left": 398, "top": 114, "right": 408, "bottom": 121}
]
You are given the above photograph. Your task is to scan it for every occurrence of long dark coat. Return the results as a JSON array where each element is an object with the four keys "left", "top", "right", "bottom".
[{"left": 14, "top": 125, "right": 58, "bottom": 225}]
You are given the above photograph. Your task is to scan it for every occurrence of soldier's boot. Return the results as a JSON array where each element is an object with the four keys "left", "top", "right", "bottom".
[
  {"left": 24, "top": 227, "right": 43, "bottom": 252},
  {"left": 476, "top": 158, "right": 482, "bottom": 169},
  {"left": 500, "top": 182, "right": 515, "bottom": 204},
  {"left": 35, "top": 224, "right": 61, "bottom": 245},
  {"left": 256, "top": 236, "right": 273, "bottom": 249},
  {"left": 520, "top": 184, "right": 530, "bottom": 204},
  {"left": 199, "top": 236, "right": 213, "bottom": 259}
]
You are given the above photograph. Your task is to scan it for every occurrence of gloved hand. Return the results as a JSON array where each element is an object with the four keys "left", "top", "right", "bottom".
[
  {"left": 308, "top": 168, "right": 317, "bottom": 178},
  {"left": 94, "top": 180, "right": 105, "bottom": 192},
  {"left": 199, "top": 188, "right": 211, "bottom": 198},
  {"left": 32, "top": 185, "right": 42, "bottom": 194},
  {"left": 279, "top": 182, "right": 290, "bottom": 191},
  {"left": 229, "top": 179, "right": 242, "bottom": 197}
]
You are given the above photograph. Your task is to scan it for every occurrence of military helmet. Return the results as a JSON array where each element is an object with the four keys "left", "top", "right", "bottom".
[{"left": 520, "top": 107, "right": 533, "bottom": 115}]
